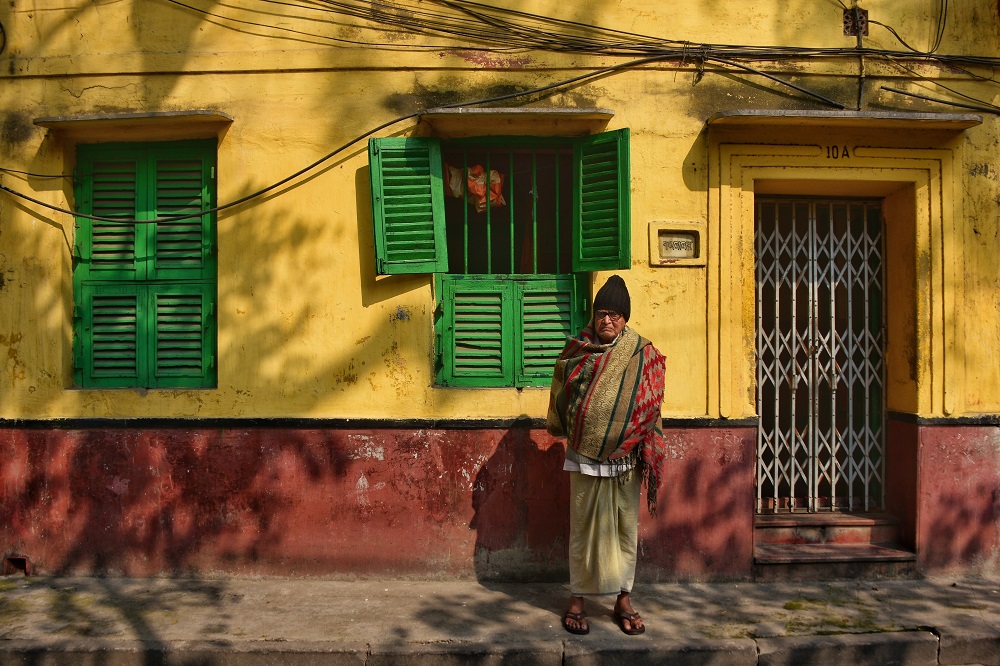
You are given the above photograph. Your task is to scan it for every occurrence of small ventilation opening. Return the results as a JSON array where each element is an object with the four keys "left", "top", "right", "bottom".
[{"left": 4, "top": 556, "right": 31, "bottom": 576}]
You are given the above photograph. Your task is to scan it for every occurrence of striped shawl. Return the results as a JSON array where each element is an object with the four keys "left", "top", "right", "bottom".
[{"left": 547, "top": 325, "right": 666, "bottom": 515}]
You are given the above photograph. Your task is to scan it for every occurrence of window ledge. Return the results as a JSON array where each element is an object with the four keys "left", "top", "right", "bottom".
[
  {"left": 707, "top": 109, "right": 982, "bottom": 130},
  {"left": 420, "top": 107, "right": 614, "bottom": 137}
]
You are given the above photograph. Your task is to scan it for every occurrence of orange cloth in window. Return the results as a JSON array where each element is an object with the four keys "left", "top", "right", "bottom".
[{"left": 466, "top": 165, "right": 507, "bottom": 213}]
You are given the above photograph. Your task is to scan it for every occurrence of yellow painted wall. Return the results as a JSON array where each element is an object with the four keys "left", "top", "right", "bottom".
[{"left": 2, "top": 1, "right": 1000, "bottom": 419}]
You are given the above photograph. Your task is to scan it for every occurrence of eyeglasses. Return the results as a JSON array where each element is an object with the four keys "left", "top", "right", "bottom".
[{"left": 594, "top": 310, "right": 622, "bottom": 322}]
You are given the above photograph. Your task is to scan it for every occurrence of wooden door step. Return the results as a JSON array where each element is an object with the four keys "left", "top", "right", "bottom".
[{"left": 754, "top": 542, "right": 916, "bottom": 564}]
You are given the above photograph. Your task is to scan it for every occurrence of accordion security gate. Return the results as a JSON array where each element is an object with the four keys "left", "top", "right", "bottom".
[{"left": 755, "top": 198, "right": 886, "bottom": 513}]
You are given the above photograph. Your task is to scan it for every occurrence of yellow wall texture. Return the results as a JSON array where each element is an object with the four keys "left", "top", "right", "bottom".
[{"left": 2, "top": 1, "right": 1000, "bottom": 419}]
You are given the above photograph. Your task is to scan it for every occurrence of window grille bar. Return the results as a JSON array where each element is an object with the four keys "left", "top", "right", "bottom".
[
  {"left": 554, "top": 156, "right": 561, "bottom": 271},
  {"left": 532, "top": 149, "right": 538, "bottom": 274},
  {"left": 463, "top": 152, "right": 469, "bottom": 274},
  {"left": 486, "top": 151, "right": 492, "bottom": 274},
  {"left": 445, "top": 143, "right": 574, "bottom": 277},
  {"left": 509, "top": 149, "right": 515, "bottom": 272}
]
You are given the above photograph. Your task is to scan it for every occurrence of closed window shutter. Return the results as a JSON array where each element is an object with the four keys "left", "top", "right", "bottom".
[
  {"left": 438, "top": 276, "right": 512, "bottom": 386},
  {"left": 76, "top": 156, "right": 142, "bottom": 281},
  {"left": 79, "top": 283, "right": 141, "bottom": 387},
  {"left": 516, "top": 276, "right": 583, "bottom": 386},
  {"left": 74, "top": 140, "right": 217, "bottom": 389},
  {"left": 573, "top": 128, "right": 631, "bottom": 271},
  {"left": 151, "top": 284, "right": 215, "bottom": 387},
  {"left": 369, "top": 137, "right": 448, "bottom": 274},
  {"left": 150, "top": 154, "right": 214, "bottom": 280}
]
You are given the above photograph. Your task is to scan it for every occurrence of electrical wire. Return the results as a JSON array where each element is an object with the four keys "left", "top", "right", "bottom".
[
  {"left": 0, "top": 53, "right": 684, "bottom": 225},
  {"left": 0, "top": 167, "right": 70, "bottom": 180},
  {"left": 161, "top": 0, "right": 1000, "bottom": 77},
  {"left": 881, "top": 86, "right": 1000, "bottom": 114},
  {"left": 1, "top": 0, "right": 992, "bottom": 221},
  {"left": 706, "top": 56, "right": 845, "bottom": 109},
  {"left": 885, "top": 60, "right": 1000, "bottom": 112}
]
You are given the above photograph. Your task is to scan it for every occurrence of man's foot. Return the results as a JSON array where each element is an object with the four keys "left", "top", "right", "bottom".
[
  {"left": 562, "top": 609, "right": 589, "bottom": 635},
  {"left": 613, "top": 608, "right": 645, "bottom": 635},
  {"left": 614, "top": 592, "right": 645, "bottom": 635},
  {"left": 563, "top": 595, "right": 588, "bottom": 635}
]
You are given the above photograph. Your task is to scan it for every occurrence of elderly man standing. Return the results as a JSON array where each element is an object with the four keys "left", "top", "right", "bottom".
[{"left": 547, "top": 275, "right": 666, "bottom": 636}]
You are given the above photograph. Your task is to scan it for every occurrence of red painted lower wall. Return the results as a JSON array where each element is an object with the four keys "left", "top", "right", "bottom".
[
  {"left": 916, "top": 426, "right": 1000, "bottom": 571},
  {"left": 0, "top": 425, "right": 755, "bottom": 580},
  {"left": 887, "top": 419, "right": 1000, "bottom": 573}
]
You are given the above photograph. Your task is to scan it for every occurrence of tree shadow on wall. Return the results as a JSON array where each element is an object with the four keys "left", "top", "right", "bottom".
[
  {"left": 468, "top": 425, "right": 569, "bottom": 612},
  {"left": 922, "top": 483, "right": 1000, "bottom": 573},
  {"left": 1, "top": 426, "right": 355, "bottom": 577}
]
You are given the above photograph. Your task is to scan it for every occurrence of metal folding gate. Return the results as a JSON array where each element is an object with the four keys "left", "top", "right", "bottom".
[{"left": 755, "top": 198, "right": 886, "bottom": 513}]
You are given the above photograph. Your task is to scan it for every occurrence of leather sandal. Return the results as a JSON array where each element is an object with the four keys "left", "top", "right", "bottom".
[
  {"left": 562, "top": 610, "right": 590, "bottom": 635},
  {"left": 614, "top": 609, "right": 645, "bottom": 635}
]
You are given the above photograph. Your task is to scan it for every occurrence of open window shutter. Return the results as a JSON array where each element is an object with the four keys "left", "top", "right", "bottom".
[
  {"left": 76, "top": 151, "right": 143, "bottom": 281},
  {"left": 150, "top": 283, "right": 216, "bottom": 388},
  {"left": 572, "top": 129, "right": 631, "bottom": 271},
  {"left": 438, "top": 276, "right": 511, "bottom": 386},
  {"left": 516, "top": 277, "right": 583, "bottom": 386},
  {"left": 369, "top": 137, "right": 448, "bottom": 274},
  {"left": 78, "top": 283, "right": 142, "bottom": 387},
  {"left": 149, "top": 145, "right": 215, "bottom": 281}
]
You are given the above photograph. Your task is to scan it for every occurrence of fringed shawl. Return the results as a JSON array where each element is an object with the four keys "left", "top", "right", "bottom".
[{"left": 547, "top": 325, "right": 667, "bottom": 515}]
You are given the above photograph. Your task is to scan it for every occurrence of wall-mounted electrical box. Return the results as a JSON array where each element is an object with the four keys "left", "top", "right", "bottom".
[{"left": 648, "top": 222, "right": 706, "bottom": 267}]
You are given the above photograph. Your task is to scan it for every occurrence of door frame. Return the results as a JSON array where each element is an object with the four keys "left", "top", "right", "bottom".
[{"left": 708, "top": 139, "right": 962, "bottom": 421}]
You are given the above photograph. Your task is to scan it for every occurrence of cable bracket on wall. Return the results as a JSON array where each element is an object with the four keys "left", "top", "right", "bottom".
[{"left": 844, "top": 7, "right": 869, "bottom": 37}]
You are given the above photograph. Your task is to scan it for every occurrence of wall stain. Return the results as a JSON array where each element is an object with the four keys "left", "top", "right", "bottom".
[
  {"left": 382, "top": 79, "right": 534, "bottom": 115},
  {"left": 1, "top": 112, "right": 33, "bottom": 149},
  {"left": 1, "top": 332, "right": 25, "bottom": 386},
  {"left": 335, "top": 362, "right": 359, "bottom": 386},
  {"left": 447, "top": 50, "right": 532, "bottom": 69}
]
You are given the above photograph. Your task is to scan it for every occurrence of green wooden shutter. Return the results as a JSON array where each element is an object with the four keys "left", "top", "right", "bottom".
[
  {"left": 150, "top": 284, "right": 216, "bottom": 388},
  {"left": 77, "top": 283, "right": 142, "bottom": 388},
  {"left": 437, "top": 276, "right": 512, "bottom": 386},
  {"left": 516, "top": 276, "right": 585, "bottom": 386},
  {"left": 573, "top": 129, "right": 631, "bottom": 271},
  {"left": 75, "top": 154, "right": 143, "bottom": 281},
  {"left": 369, "top": 137, "right": 448, "bottom": 274},
  {"left": 73, "top": 140, "right": 217, "bottom": 389},
  {"left": 150, "top": 150, "right": 215, "bottom": 280}
]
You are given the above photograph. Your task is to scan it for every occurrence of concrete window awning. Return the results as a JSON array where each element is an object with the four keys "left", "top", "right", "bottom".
[
  {"left": 707, "top": 109, "right": 982, "bottom": 130},
  {"left": 34, "top": 110, "right": 233, "bottom": 141}
]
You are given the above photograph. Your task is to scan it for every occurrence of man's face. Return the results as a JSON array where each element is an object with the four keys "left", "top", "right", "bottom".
[{"left": 594, "top": 310, "right": 626, "bottom": 343}]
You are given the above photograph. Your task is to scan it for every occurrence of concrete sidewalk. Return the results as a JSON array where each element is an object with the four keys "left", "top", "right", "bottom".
[{"left": 0, "top": 574, "right": 998, "bottom": 665}]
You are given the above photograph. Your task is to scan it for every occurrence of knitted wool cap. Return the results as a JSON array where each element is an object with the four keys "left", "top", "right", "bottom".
[{"left": 593, "top": 275, "right": 631, "bottom": 322}]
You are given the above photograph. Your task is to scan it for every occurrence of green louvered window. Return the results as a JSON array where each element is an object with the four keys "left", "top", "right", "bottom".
[
  {"left": 73, "top": 140, "right": 217, "bottom": 389},
  {"left": 370, "top": 130, "right": 629, "bottom": 388},
  {"left": 436, "top": 274, "right": 586, "bottom": 387}
]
